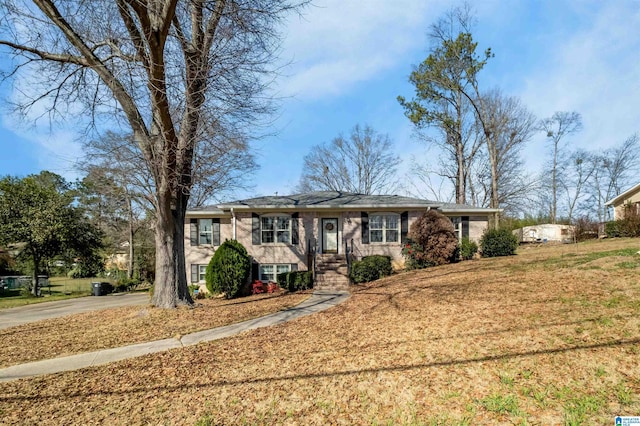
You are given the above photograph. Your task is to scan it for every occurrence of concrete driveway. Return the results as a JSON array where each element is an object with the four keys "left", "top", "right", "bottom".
[{"left": 0, "top": 293, "right": 150, "bottom": 330}]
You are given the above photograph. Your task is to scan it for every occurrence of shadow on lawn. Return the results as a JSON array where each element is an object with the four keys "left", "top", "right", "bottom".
[{"left": 2, "top": 337, "right": 638, "bottom": 402}]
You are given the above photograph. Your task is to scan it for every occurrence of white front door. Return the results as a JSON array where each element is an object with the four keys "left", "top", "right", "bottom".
[{"left": 321, "top": 218, "right": 338, "bottom": 253}]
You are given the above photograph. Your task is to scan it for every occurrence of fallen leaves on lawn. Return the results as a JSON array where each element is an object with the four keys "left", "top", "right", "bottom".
[
  {"left": 0, "top": 292, "right": 309, "bottom": 368},
  {"left": 1, "top": 239, "right": 639, "bottom": 425}
]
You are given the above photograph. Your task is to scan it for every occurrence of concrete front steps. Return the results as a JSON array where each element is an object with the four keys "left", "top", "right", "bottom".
[{"left": 314, "top": 254, "right": 350, "bottom": 292}]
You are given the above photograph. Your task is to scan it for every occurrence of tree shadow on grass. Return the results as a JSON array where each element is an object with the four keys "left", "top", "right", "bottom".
[{"left": 2, "top": 337, "right": 638, "bottom": 402}]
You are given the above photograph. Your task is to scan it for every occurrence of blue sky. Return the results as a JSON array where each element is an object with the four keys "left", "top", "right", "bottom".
[{"left": 1, "top": 0, "right": 639, "bottom": 202}]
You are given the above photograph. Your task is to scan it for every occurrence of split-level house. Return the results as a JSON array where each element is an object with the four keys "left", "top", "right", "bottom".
[{"left": 185, "top": 191, "right": 501, "bottom": 291}]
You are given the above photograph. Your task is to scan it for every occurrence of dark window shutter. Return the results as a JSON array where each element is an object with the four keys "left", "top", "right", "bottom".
[
  {"left": 190, "top": 264, "right": 198, "bottom": 283},
  {"left": 291, "top": 212, "right": 299, "bottom": 245},
  {"left": 361, "top": 212, "right": 369, "bottom": 244},
  {"left": 462, "top": 216, "right": 470, "bottom": 238},
  {"left": 401, "top": 211, "right": 409, "bottom": 244},
  {"left": 290, "top": 263, "right": 298, "bottom": 272},
  {"left": 212, "top": 218, "right": 221, "bottom": 246},
  {"left": 251, "top": 260, "right": 260, "bottom": 281},
  {"left": 190, "top": 219, "right": 198, "bottom": 246},
  {"left": 252, "top": 213, "right": 261, "bottom": 245}
]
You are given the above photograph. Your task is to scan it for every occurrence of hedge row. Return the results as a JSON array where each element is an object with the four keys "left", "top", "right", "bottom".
[
  {"left": 277, "top": 271, "right": 313, "bottom": 292},
  {"left": 350, "top": 255, "right": 392, "bottom": 283}
]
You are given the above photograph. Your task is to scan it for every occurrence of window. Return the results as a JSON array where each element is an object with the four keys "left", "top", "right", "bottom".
[
  {"left": 259, "top": 264, "right": 290, "bottom": 282},
  {"left": 199, "top": 219, "right": 213, "bottom": 245},
  {"left": 261, "top": 216, "right": 290, "bottom": 244},
  {"left": 451, "top": 217, "right": 462, "bottom": 240},
  {"left": 190, "top": 218, "right": 220, "bottom": 246},
  {"left": 190, "top": 264, "right": 207, "bottom": 283},
  {"left": 369, "top": 214, "right": 399, "bottom": 243}
]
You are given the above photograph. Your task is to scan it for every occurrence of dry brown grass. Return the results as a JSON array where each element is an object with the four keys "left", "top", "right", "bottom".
[
  {"left": 1, "top": 239, "right": 639, "bottom": 425},
  {"left": 0, "top": 292, "right": 310, "bottom": 368}
]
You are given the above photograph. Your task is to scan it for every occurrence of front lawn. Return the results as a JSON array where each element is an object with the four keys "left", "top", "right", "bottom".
[
  {"left": 0, "top": 291, "right": 310, "bottom": 368},
  {"left": 0, "top": 277, "right": 100, "bottom": 309},
  {"left": 1, "top": 239, "right": 639, "bottom": 425}
]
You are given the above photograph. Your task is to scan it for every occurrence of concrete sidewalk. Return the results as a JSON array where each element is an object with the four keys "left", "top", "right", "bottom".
[{"left": 0, "top": 291, "right": 349, "bottom": 383}]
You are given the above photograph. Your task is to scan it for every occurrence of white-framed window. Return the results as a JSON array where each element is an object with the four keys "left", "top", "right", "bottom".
[
  {"left": 451, "top": 216, "right": 462, "bottom": 240},
  {"left": 259, "top": 264, "right": 291, "bottom": 282},
  {"left": 261, "top": 215, "right": 291, "bottom": 244},
  {"left": 369, "top": 213, "right": 399, "bottom": 243},
  {"left": 199, "top": 219, "right": 213, "bottom": 245},
  {"left": 191, "top": 218, "right": 220, "bottom": 246},
  {"left": 190, "top": 264, "right": 207, "bottom": 283}
]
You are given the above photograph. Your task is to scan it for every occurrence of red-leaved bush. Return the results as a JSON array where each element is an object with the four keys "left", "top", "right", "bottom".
[{"left": 406, "top": 210, "right": 459, "bottom": 267}]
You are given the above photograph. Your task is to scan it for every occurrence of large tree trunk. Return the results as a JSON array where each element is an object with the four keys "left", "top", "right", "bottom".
[
  {"left": 173, "top": 192, "right": 191, "bottom": 303},
  {"left": 151, "top": 189, "right": 193, "bottom": 308}
]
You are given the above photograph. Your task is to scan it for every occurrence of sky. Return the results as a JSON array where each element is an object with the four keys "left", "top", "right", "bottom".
[{"left": 0, "top": 0, "right": 639, "bottom": 203}]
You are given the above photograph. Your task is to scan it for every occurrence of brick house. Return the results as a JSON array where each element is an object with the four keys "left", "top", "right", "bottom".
[{"left": 185, "top": 191, "right": 500, "bottom": 291}]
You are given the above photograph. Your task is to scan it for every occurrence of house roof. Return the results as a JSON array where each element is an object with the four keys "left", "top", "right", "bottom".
[
  {"left": 218, "top": 191, "right": 441, "bottom": 209},
  {"left": 605, "top": 182, "right": 640, "bottom": 206},
  {"left": 188, "top": 191, "right": 501, "bottom": 215}
]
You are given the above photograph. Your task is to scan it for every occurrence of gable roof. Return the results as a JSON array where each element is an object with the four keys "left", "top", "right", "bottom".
[
  {"left": 188, "top": 191, "right": 501, "bottom": 215},
  {"left": 605, "top": 182, "right": 640, "bottom": 206}
]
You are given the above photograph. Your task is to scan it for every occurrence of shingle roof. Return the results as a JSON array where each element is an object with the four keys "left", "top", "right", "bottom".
[
  {"left": 217, "top": 191, "right": 440, "bottom": 209},
  {"left": 187, "top": 191, "right": 501, "bottom": 214}
]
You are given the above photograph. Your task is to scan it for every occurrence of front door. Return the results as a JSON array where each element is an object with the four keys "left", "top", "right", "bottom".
[{"left": 321, "top": 218, "right": 339, "bottom": 253}]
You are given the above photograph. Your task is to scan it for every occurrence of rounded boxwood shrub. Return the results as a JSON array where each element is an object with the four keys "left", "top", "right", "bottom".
[
  {"left": 459, "top": 237, "right": 478, "bottom": 260},
  {"left": 205, "top": 239, "right": 250, "bottom": 299},
  {"left": 480, "top": 228, "right": 519, "bottom": 257},
  {"left": 351, "top": 255, "right": 392, "bottom": 283}
]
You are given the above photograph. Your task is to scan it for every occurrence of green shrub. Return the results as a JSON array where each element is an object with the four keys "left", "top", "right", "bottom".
[
  {"left": 605, "top": 221, "right": 621, "bottom": 237},
  {"left": 277, "top": 271, "right": 313, "bottom": 292},
  {"left": 351, "top": 255, "right": 392, "bottom": 283},
  {"left": 115, "top": 277, "right": 141, "bottom": 292},
  {"left": 459, "top": 237, "right": 478, "bottom": 260},
  {"left": 480, "top": 228, "right": 519, "bottom": 257},
  {"left": 205, "top": 240, "right": 250, "bottom": 299}
]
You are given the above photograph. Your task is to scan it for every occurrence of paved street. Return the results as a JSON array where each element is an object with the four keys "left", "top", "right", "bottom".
[{"left": 0, "top": 293, "right": 150, "bottom": 329}]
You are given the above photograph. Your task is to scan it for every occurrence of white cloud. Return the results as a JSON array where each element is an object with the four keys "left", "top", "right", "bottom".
[
  {"left": 518, "top": 1, "right": 640, "bottom": 168},
  {"left": 278, "top": 0, "right": 446, "bottom": 100}
]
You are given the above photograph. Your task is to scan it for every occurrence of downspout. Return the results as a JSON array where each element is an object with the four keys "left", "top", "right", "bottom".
[{"left": 231, "top": 208, "right": 237, "bottom": 240}]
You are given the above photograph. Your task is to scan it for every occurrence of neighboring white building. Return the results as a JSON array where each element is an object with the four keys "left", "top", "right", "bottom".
[{"left": 513, "top": 224, "right": 575, "bottom": 244}]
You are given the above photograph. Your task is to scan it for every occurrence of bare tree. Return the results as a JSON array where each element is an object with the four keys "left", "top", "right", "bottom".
[
  {"left": 537, "top": 111, "right": 583, "bottom": 223},
  {"left": 398, "top": 3, "right": 485, "bottom": 205},
  {"left": 0, "top": 0, "right": 306, "bottom": 308},
  {"left": 474, "top": 90, "right": 537, "bottom": 212},
  {"left": 586, "top": 134, "right": 640, "bottom": 222},
  {"left": 563, "top": 149, "right": 596, "bottom": 223},
  {"left": 297, "top": 124, "right": 401, "bottom": 195}
]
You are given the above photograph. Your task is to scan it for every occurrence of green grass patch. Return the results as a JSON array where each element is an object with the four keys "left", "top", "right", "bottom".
[
  {"left": 479, "top": 393, "right": 520, "bottom": 416},
  {"left": 535, "top": 248, "right": 639, "bottom": 270},
  {"left": 0, "top": 277, "right": 111, "bottom": 309},
  {"left": 563, "top": 394, "right": 605, "bottom": 425},
  {"left": 615, "top": 261, "right": 640, "bottom": 269}
]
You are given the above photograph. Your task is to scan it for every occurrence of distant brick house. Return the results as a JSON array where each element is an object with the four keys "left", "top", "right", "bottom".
[
  {"left": 185, "top": 191, "right": 500, "bottom": 291},
  {"left": 605, "top": 183, "right": 640, "bottom": 220}
]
